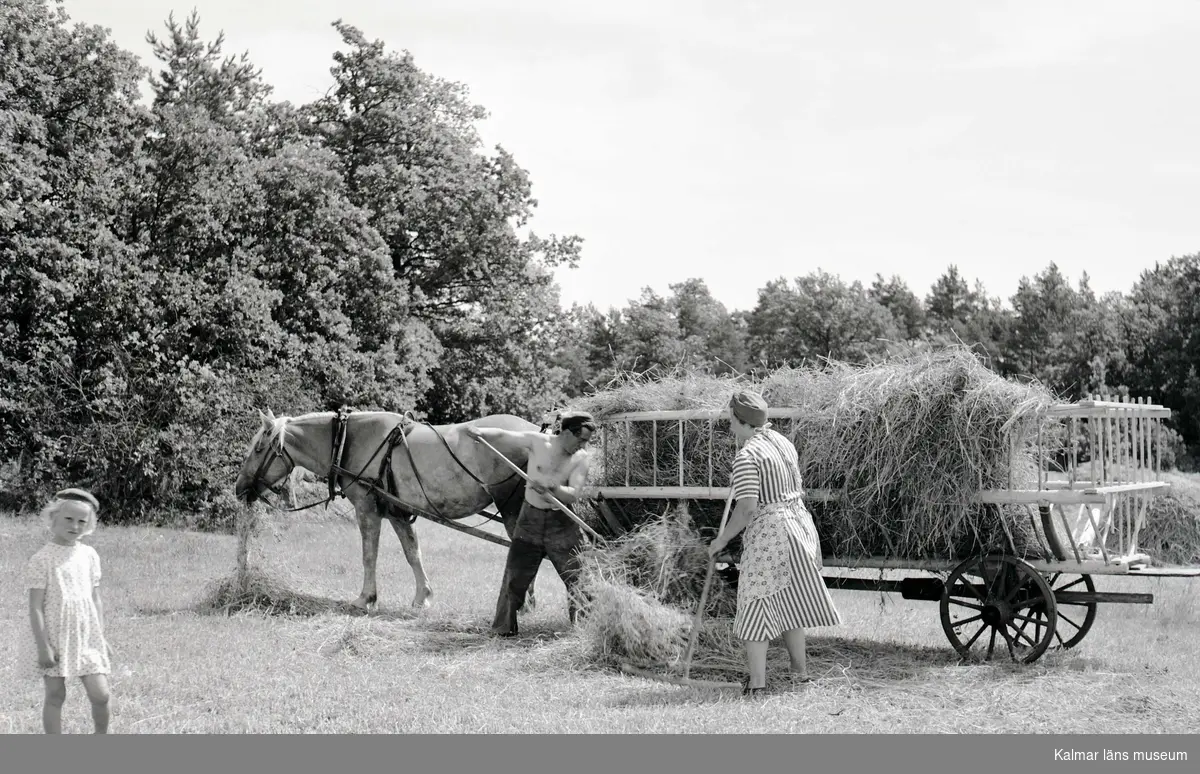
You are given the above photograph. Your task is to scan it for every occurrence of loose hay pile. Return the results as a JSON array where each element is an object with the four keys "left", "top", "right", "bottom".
[
  {"left": 200, "top": 502, "right": 337, "bottom": 616},
  {"left": 573, "top": 505, "right": 740, "bottom": 672},
  {"left": 571, "top": 348, "right": 1053, "bottom": 561},
  {"left": 1140, "top": 472, "right": 1200, "bottom": 566}
]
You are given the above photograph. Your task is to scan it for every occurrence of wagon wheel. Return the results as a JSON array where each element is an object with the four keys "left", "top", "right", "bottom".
[
  {"left": 1015, "top": 573, "right": 1097, "bottom": 650},
  {"left": 939, "top": 554, "right": 1058, "bottom": 664}
]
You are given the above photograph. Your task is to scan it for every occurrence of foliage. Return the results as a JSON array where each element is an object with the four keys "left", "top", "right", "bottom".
[
  {"left": 5, "top": 2, "right": 1200, "bottom": 524},
  {"left": 0, "top": 3, "right": 580, "bottom": 522}
]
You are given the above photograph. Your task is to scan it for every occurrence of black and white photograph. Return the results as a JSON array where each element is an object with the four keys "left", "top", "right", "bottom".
[{"left": 2, "top": 0, "right": 1199, "bottom": 757}]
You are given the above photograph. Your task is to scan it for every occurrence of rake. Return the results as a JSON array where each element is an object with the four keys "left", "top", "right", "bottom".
[{"left": 617, "top": 487, "right": 741, "bottom": 690}]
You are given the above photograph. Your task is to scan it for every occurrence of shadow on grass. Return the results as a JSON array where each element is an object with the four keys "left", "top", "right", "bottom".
[
  {"left": 408, "top": 618, "right": 573, "bottom": 655},
  {"left": 600, "top": 635, "right": 1018, "bottom": 708}
]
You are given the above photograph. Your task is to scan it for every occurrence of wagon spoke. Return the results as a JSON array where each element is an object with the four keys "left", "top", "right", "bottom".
[
  {"left": 986, "top": 628, "right": 997, "bottom": 658},
  {"left": 1057, "top": 610, "right": 1084, "bottom": 632},
  {"left": 975, "top": 558, "right": 994, "bottom": 595},
  {"left": 998, "top": 626, "right": 1019, "bottom": 660},
  {"left": 1004, "top": 577, "right": 1029, "bottom": 604},
  {"left": 952, "top": 613, "right": 984, "bottom": 628},
  {"left": 962, "top": 622, "right": 989, "bottom": 651},
  {"left": 958, "top": 579, "right": 986, "bottom": 603},
  {"left": 946, "top": 597, "right": 985, "bottom": 613},
  {"left": 1008, "top": 623, "right": 1038, "bottom": 650},
  {"left": 1056, "top": 577, "right": 1087, "bottom": 593},
  {"left": 1011, "top": 596, "right": 1050, "bottom": 613}
]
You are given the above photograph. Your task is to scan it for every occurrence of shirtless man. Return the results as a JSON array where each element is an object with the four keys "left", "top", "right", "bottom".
[{"left": 464, "top": 411, "right": 596, "bottom": 637}]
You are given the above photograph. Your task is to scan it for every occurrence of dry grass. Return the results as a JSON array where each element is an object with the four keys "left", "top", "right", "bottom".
[
  {"left": 1140, "top": 471, "right": 1200, "bottom": 566},
  {"left": 2, "top": 492, "right": 1199, "bottom": 734},
  {"left": 569, "top": 348, "right": 1054, "bottom": 561}
]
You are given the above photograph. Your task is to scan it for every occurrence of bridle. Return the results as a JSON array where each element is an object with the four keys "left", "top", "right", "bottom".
[{"left": 244, "top": 420, "right": 325, "bottom": 512}]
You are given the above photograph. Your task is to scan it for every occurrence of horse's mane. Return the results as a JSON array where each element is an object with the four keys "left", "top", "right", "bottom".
[
  {"left": 267, "top": 415, "right": 291, "bottom": 449},
  {"left": 248, "top": 413, "right": 292, "bottom": 453},
  {"left": 257, "top": 410, "right": 343, "bottom": 451}
]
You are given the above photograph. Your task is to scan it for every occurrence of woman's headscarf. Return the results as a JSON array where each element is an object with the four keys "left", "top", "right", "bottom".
[{"left": 729, "top": 390, "right": 769, "bottom": 427}]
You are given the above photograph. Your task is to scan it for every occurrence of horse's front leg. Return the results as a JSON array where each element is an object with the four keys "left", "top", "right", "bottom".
[
  {"left": 388, "top": 514, "right": 433, "bottom": 609},
  {"left": 349, "top": 500, "right": 383, "bottom": 612}
]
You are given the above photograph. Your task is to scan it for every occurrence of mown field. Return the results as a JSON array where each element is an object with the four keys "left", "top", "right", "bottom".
[{"left": 2, "top": 491, "right": 1198, "bottom": 734}]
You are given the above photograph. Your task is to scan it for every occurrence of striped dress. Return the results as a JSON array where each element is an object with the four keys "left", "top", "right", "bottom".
[{"left": 731, "top": 426, "right": 842, "bottom": 641}]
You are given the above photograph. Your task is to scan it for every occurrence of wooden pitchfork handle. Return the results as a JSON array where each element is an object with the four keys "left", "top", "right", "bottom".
[
  {"left": 682, "top": 487, "right": 736, "bottom": 680},
  {"left": 472, "top": 435, "right": 605, "bottom": 544}
]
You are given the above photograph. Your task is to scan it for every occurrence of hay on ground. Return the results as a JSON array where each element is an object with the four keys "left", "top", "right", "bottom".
[
  {"left": 1140, "top": 472, "right": 1200, "bottom": 566},
  {"left": 200, "top": 502, "right": 340, "bottom": 616},
  {"left": 574, "top": 504, "right": 741, "bottom": 673}
]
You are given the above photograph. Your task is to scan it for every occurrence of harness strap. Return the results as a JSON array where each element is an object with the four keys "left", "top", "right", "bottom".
[
  {"left": 378, "top": 419, "right": 419, "bottom": 524},
  {"left": 328, "top": 406, "right": 353, "bottom": 502}
]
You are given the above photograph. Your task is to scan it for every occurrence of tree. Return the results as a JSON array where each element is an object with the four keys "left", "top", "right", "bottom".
[
  {"left": 301, "top": 21, "right": 582, "bottom": 421},
  {"left": 0, "top": 0, "right": 151, "bottom": 504},
  {"left": 669, "top": 278, "right": 747, "bottom": 374},
  {"left": 924, "top": 266, "right": 1012, "bottom": 371},
  {"left": 869, "top": 274, "right": 926, "bottom": 342},
  {"left": 1122, "top": 254, "right": 1200, "bottom": 452},
  {"left": 746, "top": 270, "right": 899, "bottom": 367}
]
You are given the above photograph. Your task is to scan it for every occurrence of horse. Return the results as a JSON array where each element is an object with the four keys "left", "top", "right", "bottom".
[{"left": 233, "top": 408, "right": 542, "bottom": 612}]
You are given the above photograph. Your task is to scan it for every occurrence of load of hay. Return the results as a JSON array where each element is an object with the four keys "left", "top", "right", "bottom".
[{"left": 571, "top": 348, "right": 1054, "bottom": 561}]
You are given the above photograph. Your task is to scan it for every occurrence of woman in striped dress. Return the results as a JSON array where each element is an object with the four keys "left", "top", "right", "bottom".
[{"left": 708, "top": 390, "right": 842, "bottom": 696}]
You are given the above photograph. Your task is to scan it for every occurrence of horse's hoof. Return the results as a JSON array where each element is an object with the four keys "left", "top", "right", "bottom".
[{"left": 411, "top": 588, "right": 433, "bottom": 609}]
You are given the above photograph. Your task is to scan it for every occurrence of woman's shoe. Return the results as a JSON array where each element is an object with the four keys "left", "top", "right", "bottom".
[{"left": 741, "top": 676, "right": 768, "bottom": 698}]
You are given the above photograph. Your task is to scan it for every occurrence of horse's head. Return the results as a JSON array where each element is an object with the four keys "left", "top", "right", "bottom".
[{"left": 234, "top": 410, "right": 297, "bottom": 504}]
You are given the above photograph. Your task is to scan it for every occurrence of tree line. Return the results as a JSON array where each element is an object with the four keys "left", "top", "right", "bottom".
[{"left": 2, "top": 1, "right": 1197, "bottom": 525}]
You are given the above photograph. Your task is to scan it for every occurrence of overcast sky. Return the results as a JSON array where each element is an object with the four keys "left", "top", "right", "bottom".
[{"left": 62, "top": 0, "right": 1200, "bottom": 313}]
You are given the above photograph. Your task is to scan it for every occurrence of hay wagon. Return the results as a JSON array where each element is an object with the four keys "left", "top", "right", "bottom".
[{"left": 583, "top": 395, "right": 1200, "bottom": 665}]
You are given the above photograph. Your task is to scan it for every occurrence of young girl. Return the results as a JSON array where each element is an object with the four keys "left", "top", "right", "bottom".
[{"left": 25, "top": 488, "right": 113, "bottom": 733}]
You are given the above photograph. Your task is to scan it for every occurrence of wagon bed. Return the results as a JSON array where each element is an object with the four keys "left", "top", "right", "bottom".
[{"left": 583, "top": 396, "right": 1200, "bottom": 664}]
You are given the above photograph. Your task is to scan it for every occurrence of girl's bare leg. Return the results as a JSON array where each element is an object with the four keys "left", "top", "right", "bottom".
[
  {"left": 43, "top": 677, "right": 66, "bottom": 734},
  {"left": 81, "top": 675, "right": 110, "bottom": 733}
]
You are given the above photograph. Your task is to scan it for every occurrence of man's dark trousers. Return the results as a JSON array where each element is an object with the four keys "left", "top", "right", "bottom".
[{"left": 492, "top": 501, "right": 584, "bottom": 636}]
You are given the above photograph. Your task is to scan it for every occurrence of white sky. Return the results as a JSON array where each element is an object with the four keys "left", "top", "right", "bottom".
[{"left": 62, "top": 0, "right": 1200, "bottom": 313}]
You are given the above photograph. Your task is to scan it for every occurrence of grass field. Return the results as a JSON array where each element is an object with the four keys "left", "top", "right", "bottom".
[{"left": 2, "top": 496, "right": 1198, "bottom": 734}]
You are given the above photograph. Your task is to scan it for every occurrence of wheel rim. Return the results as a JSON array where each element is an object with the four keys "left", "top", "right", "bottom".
[
  {"left": 1015, "top": 573, "right": 1097, "bottom": 650},
  {"left": 940, "top": 554, "right": 1058, "bottom": 664}
]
